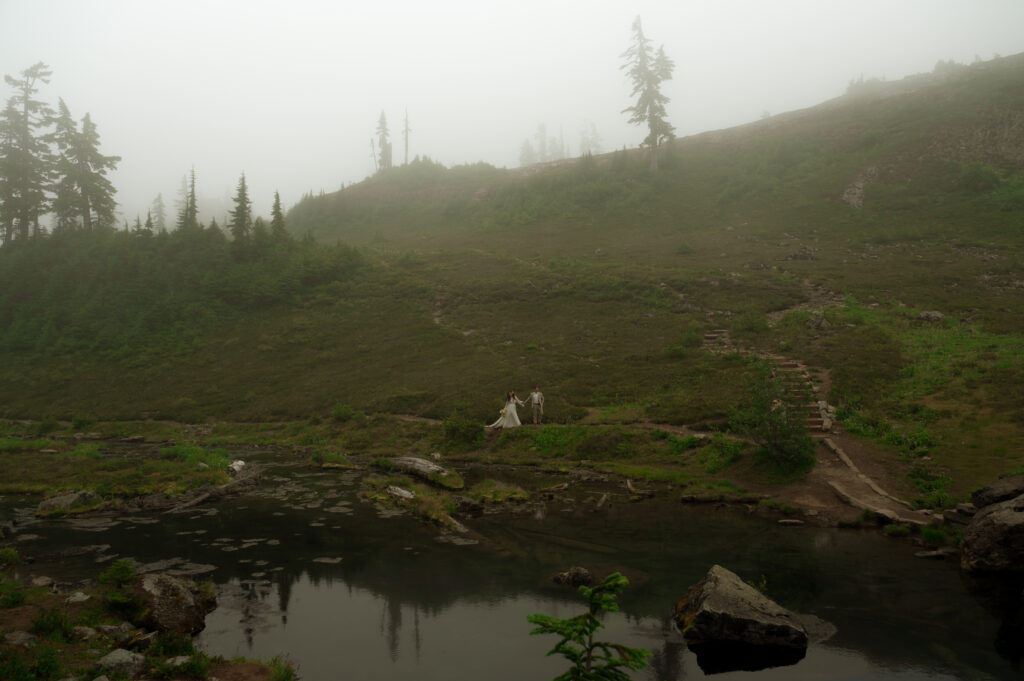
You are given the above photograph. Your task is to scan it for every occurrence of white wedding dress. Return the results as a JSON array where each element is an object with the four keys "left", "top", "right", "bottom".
[{"left": 487, "top": 397, "right": 524, "bottom": 429}]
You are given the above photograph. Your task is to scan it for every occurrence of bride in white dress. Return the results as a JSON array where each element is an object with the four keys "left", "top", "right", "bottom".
[{"left": 487, "top": 391, "right": 525, "bottom": 429}]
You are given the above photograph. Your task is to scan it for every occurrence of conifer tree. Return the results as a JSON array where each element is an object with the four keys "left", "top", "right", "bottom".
[
  {"left": 376, "top": 111, "right": 392, "bottom": 170},
  {"left": 51, "top": 99, "right": 120, "bottom": 231},
  {"left": 176, "top": 167, "right": 199, "bottom": 230},
  {"left": 151, "top": 193, "right": 167, "bottom": 232},
  {"left": 270, "top": 190, "right": 289, "bottom": 241},
  {"left": 621, "top": 17, "right": 675, "bottom": 171},
  {"left": 228, "top": 172, "right": 252, "bottom": 243},
  {"left": 0, "top": 62, "right": 55, "bottom": 243}
]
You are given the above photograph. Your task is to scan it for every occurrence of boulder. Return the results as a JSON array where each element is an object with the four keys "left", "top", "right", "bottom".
[
  {"left": 386, "top": 485, "right": 415, "bottom": 500},
  {"left": 4, "top": 630, "right": 36, "bottom": 647},
  {"left": 392, "top": 456, "right": 446, "bottom": 478},
  {"left": 973, "top": 476, "right": 1024, "bottom": 509},
  {"left": 36, "top": 490, "right": 102, "bottom": 515},
  {"left": 130, "top": 573, "right": 216, "bottom": 634},
  {"left": 97, "top": 649, "right": 145, "bottom": 678},
  {"left": 917, "top": 310, "right": 945, "bottom": 322},
  {"left": 961, "top": 494, "right": 1024, "bottom": 573},
  {"left": 553, "top": 567, "right": 593, "bottom": 587},
  {"left": 674, "top": 565, "right": 807, "bottom": 673},
  {"left": 73, "top": 625, "right": 98, "bottom": 641},
  {"left": 391, "top": 456, "right": 463, "bottom": 489}
]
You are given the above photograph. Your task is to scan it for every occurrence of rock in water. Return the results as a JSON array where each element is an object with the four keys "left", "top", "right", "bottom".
[
  {"left": 674, "top": 565, "right": 808, "bottom": 673},
  {"left": 961, "top": 493, "right": 1024, "bottom": 574},
  {"left": 131, "top": 573, "right": 217, "bottom": 634},
  {"left": 553, "top": 566, "right": 593, "bottom": 587}
]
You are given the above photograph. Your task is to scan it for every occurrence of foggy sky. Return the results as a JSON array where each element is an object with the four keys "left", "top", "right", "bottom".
[{"left": 2, "top": 0, "right": 1024, "bottom": 225}]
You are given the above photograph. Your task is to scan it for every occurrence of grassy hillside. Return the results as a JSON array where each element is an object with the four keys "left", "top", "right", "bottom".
[{"left": 1, "top": 54, "right": 1022, "bottom": 500}]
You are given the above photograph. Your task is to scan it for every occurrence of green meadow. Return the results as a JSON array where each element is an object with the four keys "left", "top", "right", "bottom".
[{"left": 1, "top": 55, "right": 1022, "bottom": 502}]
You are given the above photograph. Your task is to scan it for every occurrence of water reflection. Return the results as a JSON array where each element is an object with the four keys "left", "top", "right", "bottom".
[{"left": 3, "top": 461, "right": 1018, "bottom": 680}]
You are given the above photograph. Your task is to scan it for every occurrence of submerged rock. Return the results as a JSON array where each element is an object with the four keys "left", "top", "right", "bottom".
[
  {"left": 961, "top": 493, "right": 1024, "bottom": 574},
  {"left": 674, "top": 565, "right": 808, "bottom": 673}
]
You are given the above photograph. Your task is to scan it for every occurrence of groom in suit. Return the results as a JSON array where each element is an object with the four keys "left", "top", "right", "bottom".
[{"left": 528, "top": 386, "right": 544, "bottom": 424}]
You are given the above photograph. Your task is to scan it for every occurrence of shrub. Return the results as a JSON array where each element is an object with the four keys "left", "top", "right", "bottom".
[
  {"left": 0, "top": 646, "right": 62, "bottom": 681},
  {"left": 149, "top": 631, "right": 195, "bottom": 657},
  {"left": 71, "top": 415, "right": 96, "bottom": 431},
  {"left": 882, "top": 523, "right": 911, "bottom": 537},
  {"left": 957, "top": 162, "right": 1000, "bottom": 194},
  {"left": 920, "top": 525, "right": 947, "bottom": 547},
  {"left": 268, "top": 656, "right": 299, "bottom": 681},
  {"left": 729, "top": 360, "right": 816, "bottom": 473},
  {"left": 0, "top": 546, "right": 19, "bottom": 566},
  {"left": 669, "top": 435, "right": 705, "bottom": 454},
  {"left": 527, "top": 573, "right": 650, "bottom": 681},
  {"left": 0, "top": 579, "right": 25, "bottom": 607},
  {"left": 30, "top": 607, "right": 73, "bottom": 642},
  {"left": 148, "top": 651, "right": 212, "bottom": 680},
  {"left": 699, "top": 434, "right": 742, "bottom": 473},
  {"left": 442, "top": 411, "right": 483, "bottom": 449},
  {"left": 371, "top": 457, "right": 397, "bottom": 472},
  {"left": 99, "top": 559, "right": 137, "bottom": 588},
  {"left": 32, "top": 418, "right": 59, "bottom": 436},
  {"left": 331, "top": 403, "right": 355, "bottom": 422}
]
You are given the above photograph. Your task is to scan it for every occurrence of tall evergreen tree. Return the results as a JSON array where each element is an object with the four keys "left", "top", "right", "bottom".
[
  {"left": 270, "top": 190, "right": 288, "bottom": 241},
  {"left": 0, "top": 62, "right": 55, "bottom": 243},
  {"left": 376, "top": 111, "right": 392, "bottom": 170},
  {"left": 50, "top": 99, "right": 120, "bottom": 231},
  {"left": 621, "top": 17, "right": 675, "bottom": 171},
  {"left": 151, "top": 192, "right": 167, "bottom": 232},
  {"left": 228, "top": 172, "right": 252, "bottom": 243},
  {"left": 176, "top": 167, "right": 199, "bottom": 230}
]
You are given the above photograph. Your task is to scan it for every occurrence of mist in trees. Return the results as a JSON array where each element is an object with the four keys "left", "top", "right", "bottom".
[
  {"left": 375, "top": 111, "right": 393, "bottom": 171},
  {"left": 0, "top": 62, "right": 122, "bottom": 243}
]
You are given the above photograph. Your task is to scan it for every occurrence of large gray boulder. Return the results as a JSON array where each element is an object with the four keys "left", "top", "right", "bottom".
[
  {"left": 973, "top": 476, "right": 1024, "bottom": 509},
  {"left": 130, "top": 573, "right": 216, "bottom": 634},
  {"left": 961, "top": 494, "right": 1024, "bottom": 573},
  {"left": 97, "top": 649, "right": 145, "bottom": 677},
  {"left": 675, "top": 565, "right": 807, "bottom": 673}
]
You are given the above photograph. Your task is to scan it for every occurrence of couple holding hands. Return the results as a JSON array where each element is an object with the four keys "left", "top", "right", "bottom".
[{"left": 486, "top": 386, "right": 544, "bottom": 430}]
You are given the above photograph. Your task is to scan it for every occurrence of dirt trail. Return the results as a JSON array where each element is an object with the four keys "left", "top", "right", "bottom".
[{"left": 701, "top": 315, "right": 935, "bottom": 525}]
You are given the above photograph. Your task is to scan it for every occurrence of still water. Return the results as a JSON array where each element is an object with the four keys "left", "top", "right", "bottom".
[{"left": 4, "top": 455, "right": 1017, "bottom": 680}]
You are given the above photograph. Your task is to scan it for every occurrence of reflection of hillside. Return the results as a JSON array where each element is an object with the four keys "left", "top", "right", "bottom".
[{"left": 22, "top": 462, "right": 1017, "bottom": 679}]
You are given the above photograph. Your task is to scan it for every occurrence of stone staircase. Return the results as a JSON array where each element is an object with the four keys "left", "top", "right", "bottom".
[{"left": 702, "top": 329, "right": 834, "bottom": 435}]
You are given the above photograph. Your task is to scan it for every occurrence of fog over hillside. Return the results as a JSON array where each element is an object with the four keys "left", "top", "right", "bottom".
[{"left": 2, "top": 0, "right": 1023, "bottom": 223}]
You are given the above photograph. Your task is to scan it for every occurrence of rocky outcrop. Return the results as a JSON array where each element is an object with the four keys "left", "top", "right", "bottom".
[
  {"left": 36, "top": 490, "right": 103, "bottom": 516},
  {"left": 961, "top": 494, "right": 1024, "bottom": 573},
  {"left": 973, "top": 476, "right": 1024, "bottom": 509},
  {"left": 130, "top": 573, "right": 216, "bottom": 634},
  {"left": 674, "top": 565, "right": 808, "bottom": 673}
]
